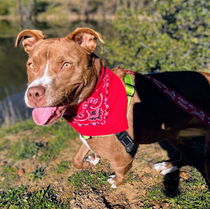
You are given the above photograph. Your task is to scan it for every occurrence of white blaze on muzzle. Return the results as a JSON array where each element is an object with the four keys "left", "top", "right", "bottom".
[{"left": 25, "top": 62, "right": 52, "bottom": 107}]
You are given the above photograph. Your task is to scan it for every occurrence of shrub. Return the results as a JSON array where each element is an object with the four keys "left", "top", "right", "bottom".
[
  {"left": 0, "top": 1, "right": 12, "bottom": 15},
  {"left": 106, "top": 0, "right": 209, "bottom": 73}
]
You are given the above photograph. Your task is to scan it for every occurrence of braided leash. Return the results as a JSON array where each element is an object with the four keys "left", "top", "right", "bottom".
[{"left": 146, "top": 75, "right": 210, "bottom": 127}]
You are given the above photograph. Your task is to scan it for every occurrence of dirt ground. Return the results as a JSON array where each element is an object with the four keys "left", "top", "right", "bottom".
[{"left": 0, "top": 125, "right": 209, "bottom": 208}]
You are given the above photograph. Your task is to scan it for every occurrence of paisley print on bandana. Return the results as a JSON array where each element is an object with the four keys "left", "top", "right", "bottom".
[
  {"left": 64, "top": 66, "right": 128, "bottom": 136},
  {"left": 73, "top": 72, "right": 109, "bottom": 126}
]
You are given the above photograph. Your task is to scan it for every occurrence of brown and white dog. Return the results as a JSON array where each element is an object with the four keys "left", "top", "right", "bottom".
[{"left": 16, "top": 28, "right": 210, "bottom": 188}]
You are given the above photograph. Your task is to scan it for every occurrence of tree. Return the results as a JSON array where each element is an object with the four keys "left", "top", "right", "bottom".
[
  {"left": 0, "top": 0, "right": 13, "bottom": 15},
  {"left": 105, "top": 0, "right": 209, "bottom": 73}
]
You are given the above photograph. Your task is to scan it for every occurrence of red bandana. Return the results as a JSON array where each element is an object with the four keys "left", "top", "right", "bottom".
[{"left": 64, "top": 67, "right": 128, "bottom": 136}]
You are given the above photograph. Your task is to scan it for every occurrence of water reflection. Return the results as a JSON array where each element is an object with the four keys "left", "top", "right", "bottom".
[{"left": 0, "top": 37, "right": 27, "bottom": 99}]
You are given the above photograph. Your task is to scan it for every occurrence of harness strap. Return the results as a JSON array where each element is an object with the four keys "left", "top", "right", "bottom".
[
  {"left": 115, "top": 131, "right": 136, "bottom": 156},
  {"left": 81, "top": 135, "right": 91, "bottom": 140},
  {"left": 124, "top": 73, "right": 135, "bottom": 106}
]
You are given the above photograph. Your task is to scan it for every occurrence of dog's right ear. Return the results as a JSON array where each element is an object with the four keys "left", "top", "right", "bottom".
[
  {"left": 66, "top": 28, "right": 104, "bottom": 53},
  {"left": 15, "top": 30, "right": 45, "bottom": 54}
]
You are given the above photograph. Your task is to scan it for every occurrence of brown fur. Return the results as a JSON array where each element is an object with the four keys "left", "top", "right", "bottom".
[{"left": 16, "top": 28, "right": 210, "bottom": 188}]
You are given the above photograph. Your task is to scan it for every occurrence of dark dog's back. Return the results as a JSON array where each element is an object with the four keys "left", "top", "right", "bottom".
[{"left": 134, "top": 71, "right": 210, "bottom": 136}]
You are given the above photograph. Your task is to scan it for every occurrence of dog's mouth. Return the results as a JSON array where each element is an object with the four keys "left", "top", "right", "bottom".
[
  {"left": 32, "top": 86, "right": 80, "bottom": 126},
  {"left": 32, "top": 105, "right": 66, "bottom": 126}
]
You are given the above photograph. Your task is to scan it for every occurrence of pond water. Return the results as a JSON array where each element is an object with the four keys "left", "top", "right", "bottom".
[{"left": 0, "top": 19, "right": 112, "bottom": 125}]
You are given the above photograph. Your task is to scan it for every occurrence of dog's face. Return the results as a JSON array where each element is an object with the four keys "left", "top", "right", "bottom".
[{"left": 16, "top": 28, "right": 104, "bottom": 125}]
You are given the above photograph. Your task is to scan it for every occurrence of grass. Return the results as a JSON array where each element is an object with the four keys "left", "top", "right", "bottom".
[
  {"left": 144, "top": 167, "right": 210, "bottom": 209},
  {"left": 0, "top": 118, "right": 77, "bottom": 187},
  {"left": 1, "top": 118, "right": 210, "bottom": 208},
  {"left": 0, "top": 185, "right": 69, "bottom": 209},
  {"left": 10, "top": 138, "right": 40, "bottom": 160},
  {"left": 124, "top": 171, "right": 142, "bottom": 183},
  {"left": 33, "top": 119, "right": 77, "bottom": 138},
  {"left": 68, "top": 170, "right": 109, "bottom": 189},
  {"left": 0, "top": 118, "right": 77, "bottom": 139},
  {"left": 0, "top": 165, "right": 18, "bottom": 189},
  {"left": 36, "top": 120, "right": 77, "bottom": 162},
  {"left": 0, "top": 119, "right": 35, "bottom": 137},
  {"left": 0, "top": 139, "right": 9, "bottom": 151},
  {"left": 29, "top": 167, "right": 46, "bottom": 181},
  {"left": 39, "top": 136, "right": 69, "bottom": 162},
  {"left": 0, "top": 119, "right": 77, "bottom": 162},
  {"left": 55, "top": 160, "right": 71, "bottom": 174}
]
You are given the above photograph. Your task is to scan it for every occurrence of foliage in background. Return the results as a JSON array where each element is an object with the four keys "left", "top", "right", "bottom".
[
  {"left": 105, "top": 0, "right": 210, "bottom": 73},
  {"left": 0, "top": 0, "right": 149, "bottom": 21},
  {"left": 0, "top": 0, "right": 13, "bottom": 15}
]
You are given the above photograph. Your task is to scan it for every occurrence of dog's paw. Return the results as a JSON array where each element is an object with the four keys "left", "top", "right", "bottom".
[
  {"left": 84, "top": 155, "right": 100, "bottom": 165},
  {"left": 153, "top": 162, "right": 178, "bottom": 175},
  {"left": 107, "top": 175, "right": 117, "bottom": 189},
  {"left": 153, "top": 162, "right": 168, "bottom": 171}
]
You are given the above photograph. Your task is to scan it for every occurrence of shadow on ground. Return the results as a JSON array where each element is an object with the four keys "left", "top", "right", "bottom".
[{"left": 159, "top": 136, "right": 207, "bottom": 197}]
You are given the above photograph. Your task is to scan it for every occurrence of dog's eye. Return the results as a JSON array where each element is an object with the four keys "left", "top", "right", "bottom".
[{"left": 62, "top": 62, "right": 71, "bottom": 69}]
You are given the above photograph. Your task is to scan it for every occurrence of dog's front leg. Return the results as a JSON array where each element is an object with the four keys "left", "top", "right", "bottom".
[
  {"left": 88, "top": 136, "right": 134, "bottom": 188},
  {"left": 72, "top": 144, "right": 96, "bottom": 169},
  {"left": 108, "top": 158, "right": 133, "bottom": 188}
]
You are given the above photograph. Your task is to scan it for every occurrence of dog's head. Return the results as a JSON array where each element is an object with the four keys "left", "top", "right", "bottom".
[{"left": 16, "top": 28, "right": 104, "bottom": 125}]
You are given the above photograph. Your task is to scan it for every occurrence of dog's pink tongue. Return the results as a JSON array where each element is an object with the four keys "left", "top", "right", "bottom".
[{"left": 32, "top": 107, "right": 57, "bottom": 125}]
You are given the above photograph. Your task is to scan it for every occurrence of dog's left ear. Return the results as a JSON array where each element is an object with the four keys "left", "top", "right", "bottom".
[
  {"left": 15, "top": 29, "right": 45, "bottom": 53},
  {"left": 66, "top": 28, "right": 104, "bottom": 53}
]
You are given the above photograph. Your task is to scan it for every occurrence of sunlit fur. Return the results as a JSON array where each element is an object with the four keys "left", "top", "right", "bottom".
[{"left": 25, "top": 38, "right": 100, "bottom": 107}]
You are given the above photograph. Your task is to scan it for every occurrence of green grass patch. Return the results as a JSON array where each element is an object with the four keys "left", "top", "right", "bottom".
[
  {"left": 29, "top": 167, "right": 46, "bottom": 181},
  {"left": 0, "top": 185, "right": 69, "bottom": 209},
  {"left": 0, "top": 165, "right": 18, "bottom": 189},
  {"left": 39, "top": 121, "right": 77, "bottom": 162},
  {"left": 1, "top": 119, "right": 78, "bottom": 162},
  {"left": 124, "top": 171, "right": 142, "bottom": 183},
  {"left": 34, "top": 119, "right": 77, "bottom": 138},
  {"left": 68, "top": 170, "right": 108, "bottom": 189},
  {"left": 0, "top": 139, "right": 9, "bottom": 151},
  {"left": 39, "top": 136, "right": 69, "bottom": 162},
  {"left": 55, "top": 160, "right": 71, "bottom": 174},
  {"left": 9, "top": 138, "right": 40, "bottom": 160},
  {"left": 0, "top": 119, "right": 35, "bottom": 137},
  {"left": 0, "top": 119, "right": 77, "bottom": 140}
]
